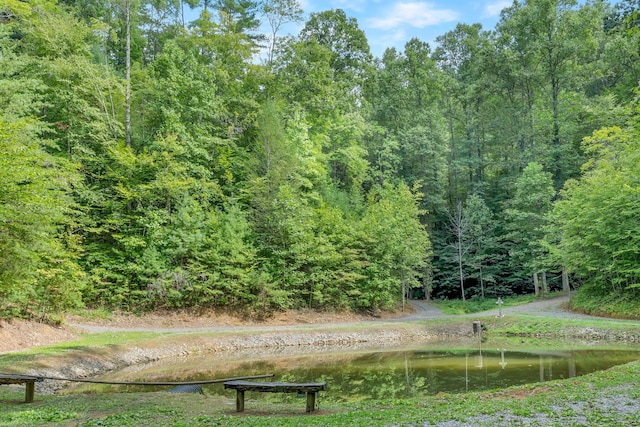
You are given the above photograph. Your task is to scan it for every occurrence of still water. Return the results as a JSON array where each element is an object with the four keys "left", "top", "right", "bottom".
[{"left": 71, "top": 340, "right": 640, "bottom": 402}]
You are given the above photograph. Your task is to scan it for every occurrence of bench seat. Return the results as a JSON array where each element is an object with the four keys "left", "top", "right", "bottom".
[
  {"left": 0, "top": 374, "right": 43, "bottom": 403},
  {"left": 223, "top": 380, "right": 327, "bottom": 412}
]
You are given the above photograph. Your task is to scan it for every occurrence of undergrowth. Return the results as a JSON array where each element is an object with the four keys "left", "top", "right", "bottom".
[
  {"left": 434, "top": 293, "right": 546, "bottom": 315},
  {"left": 569, "top": 288, "right": 640, "bottom": 319}
]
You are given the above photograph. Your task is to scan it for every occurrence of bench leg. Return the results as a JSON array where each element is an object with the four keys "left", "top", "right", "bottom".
[
  {"left": 235, "top": 390, "right": 244, "bottom": 412},
  {"left": 25, "top": 382, "right": 35, "bottom": 403},
  {"left": 306, "top": 392, "right": 316, "bottom": 412}
]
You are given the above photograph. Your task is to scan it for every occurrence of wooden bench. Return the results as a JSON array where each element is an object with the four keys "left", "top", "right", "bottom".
[
  {"left": 0, "top": 374, "right": 43, "bottom": 403},
  {"left": 223, "top": 380, "right": 327, "bottom": 413}
]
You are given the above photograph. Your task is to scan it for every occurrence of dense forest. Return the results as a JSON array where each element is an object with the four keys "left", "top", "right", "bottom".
[{"left": 1, "top": 0, "right": 639, "bottom": 320}]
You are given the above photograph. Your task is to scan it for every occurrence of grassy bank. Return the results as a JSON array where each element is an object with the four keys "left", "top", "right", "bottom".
[{"left": 569, "top": 288, "right": 640, "bottom": 319}]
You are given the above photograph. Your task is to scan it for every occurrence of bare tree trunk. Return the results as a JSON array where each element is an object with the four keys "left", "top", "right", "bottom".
[
  {"left": 533, "top": 272, "right": 540, "bottom": 297},
  {"left": 562, "top": 267, "right": 570, "bottom": 295},
  {"left": 125, "top": 0, "right": 131, "bottom": 147},
  {"left": 401, "top": 272, "right": 406, "bottom": 312},
  {"left": 423, "top": 265, "right": 432, "bottom": 301},
  {"left": 458, "top": 231, "right": 465, "bottom": 302},
  {"left": 542, "top": 271, "right": 548, "bottom": 296},
  {"left": 479, "top": 264, "right": 485, "bottom": 299},
  {"left": 449, "top": 202, "right": 468, "bottom": 302}
]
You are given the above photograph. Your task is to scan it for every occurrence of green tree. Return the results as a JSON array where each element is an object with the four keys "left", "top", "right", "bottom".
[
  {"left": 0, "top": 119, "right": 84, "bottom": 319},
  {"left": 551, "top": 126, "right": 640, "bottom": 297},
  {"left": 463, "top": 193, "right": 499, "bottom": 298},
  {"left": 505, "top": 162, "right": 555, "bottom": 295},
  {"left": 299, "top": 8, "right": 373, "bottom": 107},
  {"left": 447, "top": 201, "right": 471, "bottom": 301},
  {"left": 493, "top": 0, "right": 602, "bottom": 185},
  {"left": 357, "top": 183, "right": 432, "bottom": 311},
  {"left": 261, "top": 0, "right": 303, "bottom": 64}
]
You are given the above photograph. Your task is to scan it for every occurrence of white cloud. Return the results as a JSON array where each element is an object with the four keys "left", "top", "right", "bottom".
[
  {"left": 369, "top": 2, "right": 459, "bottom": 30},
  {"left": 368, "top": 28, "right": 408, "bottom": 57},
  {"left": 484, "top": 0, "right": 511, "bottom": 17},
  {"left": 331, "top": 0, "right": 368, "bottom": 12}
]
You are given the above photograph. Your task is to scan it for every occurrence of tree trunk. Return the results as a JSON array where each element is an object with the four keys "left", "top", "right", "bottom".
[
  {"left": 562, "top": 267, "right": 570, "bottom": 295},
  {"left": 125, "top": 0, "right": 131, "bottom": 147},
  {"left": 458, "top": 234, "right": 465, "bottom": 302},
  {"left": 423, "top": 265, "right": 432, "bottom": 301},
  {"left": 479, "top": 264, "right": 485, "bottom": 299},
  {"left": 542, "top": 271, "right": 548, "bottom": 296},
  {"left": 533, "top": 272, "right": 540, "bottom": 297},
  {"left": 401, "top": 272, "right": 406, "bottom": 312}
]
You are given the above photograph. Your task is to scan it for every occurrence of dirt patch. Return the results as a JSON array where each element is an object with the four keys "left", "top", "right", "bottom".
[
  {"left": 64, "top": 307, "right": 392, "bottom": 330},
  {"left": 0, "top": 320, "right": 79, "bottom": 353}
]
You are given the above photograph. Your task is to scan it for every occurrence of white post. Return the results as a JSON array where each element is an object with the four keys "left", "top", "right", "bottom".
[{"left": 496, "top": 297, "right": 504, "bottom": 318}]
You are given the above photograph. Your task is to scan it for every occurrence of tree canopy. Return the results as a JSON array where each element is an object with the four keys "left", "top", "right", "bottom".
[{"left": 1, "top": 0, "right": 639, "bottom": 319}]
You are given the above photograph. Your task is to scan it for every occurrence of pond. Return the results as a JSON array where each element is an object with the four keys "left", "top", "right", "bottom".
[{"left": 66, "top": 339, "right": 640, "bottom": 402}]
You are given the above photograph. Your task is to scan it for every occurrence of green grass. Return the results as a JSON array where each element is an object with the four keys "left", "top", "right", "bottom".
[
  {"left": 0, "top": 332, "right": 167, "bottom": 372},
  {"left": 569, "top": 288, "right": 640, "bottom": 319},
  {"left": 480, "top": 314, "right": 640, "bottom": 339},
  {"left": 433, "top": 293, "right": 545, "bottom": 315}
]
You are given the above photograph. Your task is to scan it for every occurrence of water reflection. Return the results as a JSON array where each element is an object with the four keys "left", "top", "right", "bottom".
[{"left": 68, "top": 341, "right": 640, "bottom": 402}]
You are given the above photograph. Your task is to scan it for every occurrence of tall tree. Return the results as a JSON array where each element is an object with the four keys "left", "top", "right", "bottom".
[
  {"left": 505, "top": 162, "right": 555, "bottom": 295},
  {"left": 299, "top": 8, "right": 373, "bottom": 107},
  {"left": 261, "top": 0, "right": 303, "bottom": 64},
  {"left": 448, "top": 201, "right": 471, "bottom": 301},
  {"left": 0, "top": 118, "right": 84, "bottom": 319},
  {"left": 211, "top": 0, "right": 260, "bottom": 34},
  {"left": 125, "top": 0, "right": 132, "bottom": 146},
  {"left": 494, "top": 0, "right": 601, "bottom": 185},
  {"left": 551, "top": 125, "right": 640, "bottom": 297},
  {"left": 358, "top": 183, "right": 432, "bottom": 311},
  {"left": 463, "top": 193, "right": 499, "bottom": 298}
]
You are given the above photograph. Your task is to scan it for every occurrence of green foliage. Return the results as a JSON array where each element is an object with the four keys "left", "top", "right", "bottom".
[
  {"left": 0, "top": 0, "right": 637, "bottom": 316},
  {"left": 463, "top": 193, "right": 501, "bottom": 297},
  {"left": 551, "top": 126, "right": 640, "bottom": 298},
  {"left": 356, "top": 183, "right": 431, "bottom": 310},
  {"left": 299, "top": 8, "right": 373, "bottom": 97},
  {"left": 435, "top": 293, "right": 540, "bottom": 315},
  {"left": 570, "top": 286, "right": 640, "bottom": 318},
  {"left": 0, "top": 119, "right": 85, "bottom": 319},
  {"left": 505, "top": 162, "right": 555, "bottom": 281}
]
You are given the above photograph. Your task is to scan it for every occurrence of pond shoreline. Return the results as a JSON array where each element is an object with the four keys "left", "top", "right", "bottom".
[
  {"left": 16, "top": 317, "right": 640, "bottom": 396},
  {"left": 26, "top": 322, "right": 470, "bottom": 394},
  {"left": 4, "top": 296, "right": 640, "bottom": 395}
]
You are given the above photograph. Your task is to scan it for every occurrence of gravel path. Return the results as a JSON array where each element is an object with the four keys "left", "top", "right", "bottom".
[
  {"left": 469, "top": 294, "right": 599, "bottom": 319},
  {"left": 406, "top": 293, "right": 606, "bottom": 321}
]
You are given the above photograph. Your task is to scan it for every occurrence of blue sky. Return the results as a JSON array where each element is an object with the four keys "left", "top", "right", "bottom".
[{"left": 295, "top": 0, "right": 512, "bottom": 58}]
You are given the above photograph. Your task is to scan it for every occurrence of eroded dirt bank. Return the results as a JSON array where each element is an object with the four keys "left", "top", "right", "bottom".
[{"left": 0, "top": 320, "right": 78, "bottom": 353}]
